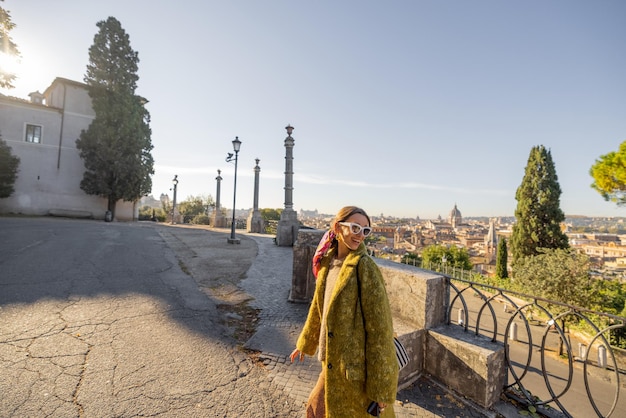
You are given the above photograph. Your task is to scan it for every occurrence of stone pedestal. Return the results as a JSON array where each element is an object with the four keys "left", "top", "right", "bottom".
[
  {"left": 289, "top": 229, "right": 325, "bottom": 302},
  {"left": 426, "top": 326, "right": 506, "bottom": 408},
  {"left": 276, "top": 209, "right": 299, "bottom": 247},
  {"left": 227, "top": 236, "right": 241, "bottom": 244},
  {"left": 212, "top": 212, "right": 227, "bottom": 228},
  {"left": 247, "top": 210, "right": 265, "bottom": 233}
]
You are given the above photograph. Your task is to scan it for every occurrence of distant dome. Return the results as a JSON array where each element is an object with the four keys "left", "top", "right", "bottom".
[
  {"left": 449, "top": 204, "right": 462, "bottom": 227},
  {"left": 449, "top": 204, "right": 462, "bottom": 219}
]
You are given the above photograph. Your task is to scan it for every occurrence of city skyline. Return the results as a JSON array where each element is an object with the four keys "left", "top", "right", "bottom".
[{"left": 2, "top": 1, "right": 625, "bottom": 219}]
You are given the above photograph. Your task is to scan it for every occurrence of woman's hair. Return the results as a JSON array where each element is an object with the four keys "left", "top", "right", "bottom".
[
  {"left": 331, "top": 206, "right": 371, "bottom": 228},
  {"left": 312, "top": 206, "right": 371, "bottom": 277}
]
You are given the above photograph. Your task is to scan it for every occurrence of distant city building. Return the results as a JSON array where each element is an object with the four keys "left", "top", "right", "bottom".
[
  {"left": 484, "top": 219, "right": 499, "bottom": 262},
  {"left": 139, "top": 195, "right": 162, "bottom": 209},
  {"left": 297, "top": 205, "right": 626, "bottom": 281},
  {"left": 450, "top": 203, "right": 462, "bottom": 228},
  {"left": 299, "top": 209, "right": 319, "bottom": 218},
  {"left": 373, "top": 226, "right": 396, "bottom": 240}
]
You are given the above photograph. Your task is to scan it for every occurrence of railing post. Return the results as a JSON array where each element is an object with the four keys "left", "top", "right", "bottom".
[
  {"left": 598, "top": 345, "right": 607, "bottom": 368},
  {"left": 579, "top": 343, "right": 587, "bottom": 361},
  {"left": 457, "top": 308, "right": 465, "bottom": 326},
  {"left": 509, "top": 322, "right": 518, "bottom": 341}
]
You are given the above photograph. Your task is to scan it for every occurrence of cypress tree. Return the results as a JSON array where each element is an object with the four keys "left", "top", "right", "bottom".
[
  {"left": 495, "top": 237, "right": 508, "bottom": 279},
  {"left": 510, "top": 145, "right": 569, "bottom": 264},
  {"left": 0, "top": 133, "right": 20, "bottom": 197},
  {"left": 76, "top": 17, "right": 153, "bottom": 219}
]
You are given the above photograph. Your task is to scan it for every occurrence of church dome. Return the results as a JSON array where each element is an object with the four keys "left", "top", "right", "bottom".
[
  {"left": 449, "top": 204, "right": 462, "bottom": 219},
  {"left": 449, "top": 204, "right": 462, "bottom": 227}
]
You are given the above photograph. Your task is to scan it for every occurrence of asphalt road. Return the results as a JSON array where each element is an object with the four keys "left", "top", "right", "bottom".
[{"left": 0, "top": 217, "right": 301, "bottom": 417}]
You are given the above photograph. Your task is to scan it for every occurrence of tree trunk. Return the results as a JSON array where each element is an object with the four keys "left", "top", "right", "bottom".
[{"left": 108, "top": 196, "right": 117, "bottom": 220}]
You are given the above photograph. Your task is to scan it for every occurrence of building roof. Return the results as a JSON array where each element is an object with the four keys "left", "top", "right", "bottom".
[
  {"left": 43, "top": 77, "right": 88, "bottom": 96},
  {"left": 0, "top": 90, "right": 55, "bottom": 110},
  {"left": 449, "top": 203, "right": 462, "bottom": 219}
]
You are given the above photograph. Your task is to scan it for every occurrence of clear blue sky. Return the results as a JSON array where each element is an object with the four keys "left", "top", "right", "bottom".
[{"left": 3, "top": 1, "right": 626, "bottom": 219}]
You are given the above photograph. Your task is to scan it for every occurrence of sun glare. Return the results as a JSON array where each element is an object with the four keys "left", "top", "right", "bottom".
[
  {"left": 0, "top": 49, "right": 52, "bottom": 97},
  {"left": 0, "top": 50, "right": 21, "bottom": 76}
]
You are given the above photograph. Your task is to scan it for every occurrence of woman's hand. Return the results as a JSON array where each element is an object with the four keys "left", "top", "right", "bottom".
[
  {"left": 290, "top": 348, "right": 305, "bottom": 363},
  {"left": 378, "top": 402, "right": 387, "bottom": 413}
]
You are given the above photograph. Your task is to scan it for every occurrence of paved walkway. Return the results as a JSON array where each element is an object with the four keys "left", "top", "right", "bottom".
[{"left": 163, "top": 225, "right": 521, "bottom": 417}]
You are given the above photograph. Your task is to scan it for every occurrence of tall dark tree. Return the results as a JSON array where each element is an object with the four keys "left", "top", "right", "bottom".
[
  {"left": 510, "top": 145, "right": 569, "bottom": 265},
  {"left": 0, "top": 132, "right": 19, "bottom": 197},
  {"left": 0, "top": 0, "right": 21, "bottom": 89},
  {"left": 76, "top": 17, "right": 153, "bottom": 219},
  {"left": 495, "top": 237, "right": 508, "bottom": 279}
]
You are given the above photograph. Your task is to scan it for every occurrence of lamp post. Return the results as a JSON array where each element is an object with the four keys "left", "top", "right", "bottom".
[
  {"left": 171, "top": 174, "right": 178, "bottom": 225},
  {"left": 226, "top": 137, "right": 241, "bottom": 244}
]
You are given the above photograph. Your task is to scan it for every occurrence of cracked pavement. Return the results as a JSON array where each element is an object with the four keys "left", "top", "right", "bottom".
[{"left": 0, "top": 217, "right": 302, "bottom": 417}]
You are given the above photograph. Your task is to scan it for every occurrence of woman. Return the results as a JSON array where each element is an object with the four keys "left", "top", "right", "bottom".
[{"left": 290, "top": 206, "right": 398, "bottom": 417}]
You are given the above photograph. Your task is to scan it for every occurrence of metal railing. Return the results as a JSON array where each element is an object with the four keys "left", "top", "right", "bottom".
[{"left": 401, "top": 258, "right": 626, "bottom": 417}]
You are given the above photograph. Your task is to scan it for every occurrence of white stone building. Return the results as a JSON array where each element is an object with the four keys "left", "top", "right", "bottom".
[{"left": 0, "top": 77, "right": 137, "bottom": 221}]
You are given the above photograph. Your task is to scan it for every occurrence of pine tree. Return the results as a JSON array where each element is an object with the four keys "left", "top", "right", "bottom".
[
  {"left": 76, "top": 17, "right": 153, "bottom": 219},
  {"left": 495, "top": 238, "right": 508, "bottom": 279},
  {"left": 590, "top": 140, "right": 626, "bottom": 206},
  {"left": 513, "top": 248, "right": 590, "bottom": 308},
  {"left": 0, "top": 0, "right": 21, "bottom": 89},
  {"left": 510, "top": 145, "right": 569, "bottom": 264},
  {"left": 0, "top": 132, "right": 20, "bottom": 197}
]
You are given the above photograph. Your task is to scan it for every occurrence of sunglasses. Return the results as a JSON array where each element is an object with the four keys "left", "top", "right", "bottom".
[{"left": 338, "top": 222, "right": 373, "bottom": 237}]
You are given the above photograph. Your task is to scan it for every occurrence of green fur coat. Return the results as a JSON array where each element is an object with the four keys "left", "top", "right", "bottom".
[{"left": 296, "top": 243, "right": 398, "bottom": 417}]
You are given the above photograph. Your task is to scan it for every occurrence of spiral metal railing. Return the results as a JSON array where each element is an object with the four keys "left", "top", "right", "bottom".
[{"left": 403, "top": 259, "right": 626, "bottom": 418}]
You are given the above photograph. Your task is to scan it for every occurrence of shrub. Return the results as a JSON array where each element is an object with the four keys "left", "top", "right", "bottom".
[{"left": 191, "top": 214, "right": 210, "bottom": 225}]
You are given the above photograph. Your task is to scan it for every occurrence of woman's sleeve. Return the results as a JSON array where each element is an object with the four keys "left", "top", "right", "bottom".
[
  {"left": 359, "top": 258, "right": 399, "bottom": 403},
  {"left": 296, "top": 277, "right": 323, "bottom": 356}
]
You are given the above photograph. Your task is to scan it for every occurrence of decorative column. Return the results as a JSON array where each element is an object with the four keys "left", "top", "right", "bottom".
[
  {"left": 276, "top": 124, "right": 299, "bottom": 246},
  {"left": 247, "top": 159, "right": 265, "bottom": 233},
  {"left": 212, "top": 169, "right": 227, "bottom": 228},
  {"left": 171, "top": 175, "right": 179, "bottom": 224}
]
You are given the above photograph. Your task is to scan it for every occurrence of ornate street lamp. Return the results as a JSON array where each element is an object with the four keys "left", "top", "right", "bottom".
[
  {"left": 226, "top": 137, "right": 241, "bottom": 244},
  {"left": 171, "top": 175, "right": 178, "bottom": 225}
]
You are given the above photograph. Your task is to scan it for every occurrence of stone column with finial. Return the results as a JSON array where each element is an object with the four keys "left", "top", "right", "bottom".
[
  {"left": 247, "top": 158, "right": 265, "bottom": 233},
  {"left": 212, "top": 169, "right": 227, "bottom": 228},
  {"left": 276, "top": 124, "right": 299, "bottom": 246}
]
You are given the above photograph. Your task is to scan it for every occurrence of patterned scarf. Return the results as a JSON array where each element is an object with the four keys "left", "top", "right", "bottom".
[{"left": 312, "top": 229, "right": 336, "bottom": 279}]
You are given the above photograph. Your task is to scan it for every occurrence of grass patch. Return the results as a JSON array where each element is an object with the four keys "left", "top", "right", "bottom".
[{"left": 217, "top": 302, "right": 260, "bottom": 345}]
